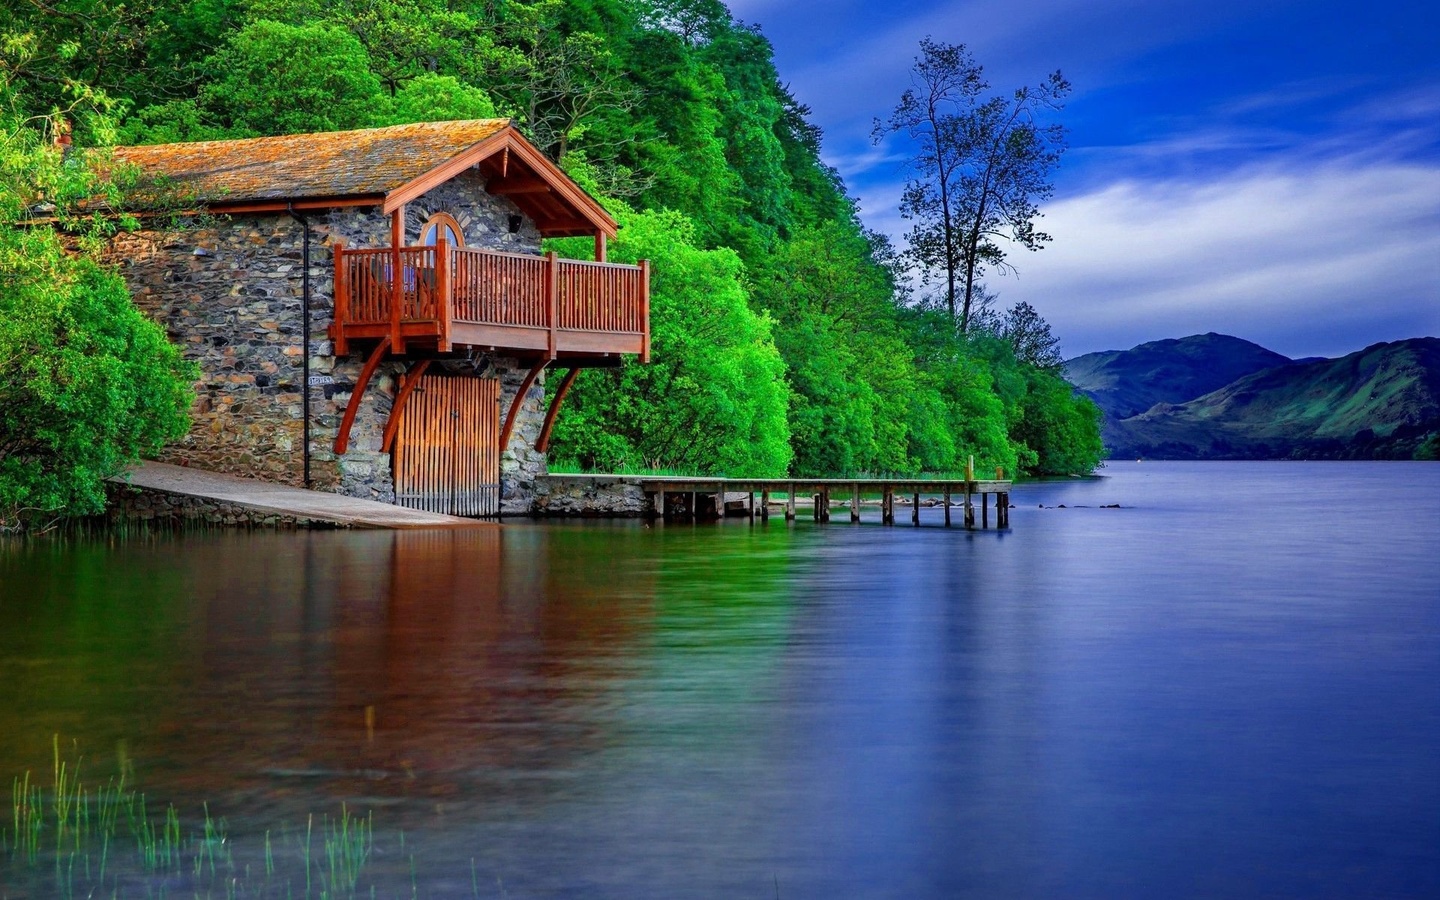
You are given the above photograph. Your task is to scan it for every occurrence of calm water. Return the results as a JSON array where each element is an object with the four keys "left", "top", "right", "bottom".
[{"left": 1, "top": 461, "right": 1437, "bottom": 898}]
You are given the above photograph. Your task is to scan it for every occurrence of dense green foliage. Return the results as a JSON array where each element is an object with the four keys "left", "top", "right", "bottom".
[
  {"left": 0, "top": 111, "right": 194, "bottom": 529},
  {"left": 3, "top": 0, "right": 1103, "bottom": 481}
]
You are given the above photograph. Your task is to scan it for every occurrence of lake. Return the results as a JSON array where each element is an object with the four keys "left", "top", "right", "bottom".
[{"left": 1, "top": 461, "right": 1437, "bottom": 898}]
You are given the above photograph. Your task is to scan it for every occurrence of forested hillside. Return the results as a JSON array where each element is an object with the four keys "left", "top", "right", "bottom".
[
  {"left": 1104, "top": 338, "right": 1440, "bottom": 460},
  {"left": 3, "top": 0, "right": 1103, "bottom": 478}
]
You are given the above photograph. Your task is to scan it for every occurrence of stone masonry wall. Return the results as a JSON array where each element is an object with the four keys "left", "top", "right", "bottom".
[
  {"left": 107, "top": 167, "right": 550, "bottom": 511},
  {"left": 104, "top": 483, "right": 322, "bottom": 528}
]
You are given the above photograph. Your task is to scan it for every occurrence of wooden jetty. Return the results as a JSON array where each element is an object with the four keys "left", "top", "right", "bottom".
[{"left": 633, "top": 476, "right": 1012, "bottom": 529}]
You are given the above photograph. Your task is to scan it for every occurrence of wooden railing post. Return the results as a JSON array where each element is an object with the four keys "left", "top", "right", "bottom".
[
  {"left": 390, "top": 206, "right": 405, "bottom": 353},
  {"left": 331, "top": 238, "right": 349, "bottom": 356},
  {"left": 546, "top": 250, "right": 559, "bottom": 360},
  {"left": 640, "top": 259, "right": 651, "bottom": 363},
  {"left": 436, "top": 238, "right": 452, "bottom": 352}
]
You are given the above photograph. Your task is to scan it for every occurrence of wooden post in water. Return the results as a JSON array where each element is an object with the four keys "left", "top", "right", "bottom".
[
  {"left": 821, "top": 488, "right": 831, "bottom": 522},
  {"left": 998, "top": 492, "right": 1009, "bottom": 529},
  {"left": 944, "top": 488, "right": 952, "bottom": 527},
  {"left": 748, "top": 491, "right": 755, "bottom": 522},
  {"left": 851, "top": 484, "right": 861, "bottom": 523},
  {"left": 964, "top": 456, "right": 975, "bottom": 529},
  {"left": 982, "top": 492, "right": 989, "bottom": 529},
  {"left": 786, "top": 483, "right": 796, "bottom": 521},
  {"left": 882, "top": 487, "right": 894, "bottom": 525},
  {"left": 761, "top": 489, "right": 770, "bottom": 521},
  {"left": 912, "top": 492, "right": 920, "bottom": 526}
]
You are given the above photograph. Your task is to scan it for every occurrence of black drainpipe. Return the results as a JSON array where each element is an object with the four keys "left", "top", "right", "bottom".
[{"left": 286, "top": 204, "right": 313, "bottom": 489}]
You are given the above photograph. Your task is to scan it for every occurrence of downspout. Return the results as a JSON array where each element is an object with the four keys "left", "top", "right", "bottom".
[{"left": 286, "top": 204, "right": 313, "bottom": 488}]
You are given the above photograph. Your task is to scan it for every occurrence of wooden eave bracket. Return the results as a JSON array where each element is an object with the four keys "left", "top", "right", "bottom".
[
  {"left": 499, "top": 360, "right": 548, "bottom": 453},
  {"left": 536, "top": 368, "right": 579, "bottom": 454},
  {"left": 380, "top": 360, "right": 433, "bottom": 453},
  {"left": 334, "top": 337, "right": 391, "bottom": 456},
  {"left": 382, "top": 128, "right": 618, "bottom": 238}
]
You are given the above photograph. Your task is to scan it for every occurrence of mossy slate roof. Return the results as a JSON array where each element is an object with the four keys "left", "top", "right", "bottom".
[{"left": 111, "top": 119, "right": 512, "bottom": 203}]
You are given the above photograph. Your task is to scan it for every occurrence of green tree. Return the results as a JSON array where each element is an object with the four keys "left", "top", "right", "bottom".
[
  {"left": 548, "top": 204, "right": 791, "bottom": 476},
  {"left": 875, "top": 38, "right": 1070, "bottom": 331},
  {"left": 0, "top": 111, "right": 193, "bottom": 529}
]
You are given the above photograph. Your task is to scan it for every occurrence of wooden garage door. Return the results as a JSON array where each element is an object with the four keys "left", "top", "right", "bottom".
[{"left": 394, "top": 374, "right": 500, "bottom": 517}]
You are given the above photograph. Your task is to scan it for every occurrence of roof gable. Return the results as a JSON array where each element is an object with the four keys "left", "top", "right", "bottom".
[{"left": 111, "top": 120, "right": 616, "bottom": 237}]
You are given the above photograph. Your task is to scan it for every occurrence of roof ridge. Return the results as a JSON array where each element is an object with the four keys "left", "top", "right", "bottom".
[{"left": 113, "top": 117, "right": 514, "bottom": 153}]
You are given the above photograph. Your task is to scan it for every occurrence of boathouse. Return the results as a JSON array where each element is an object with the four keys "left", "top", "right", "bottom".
[{"left": 105, "top": 120, "right": 649, "bottom": 516}]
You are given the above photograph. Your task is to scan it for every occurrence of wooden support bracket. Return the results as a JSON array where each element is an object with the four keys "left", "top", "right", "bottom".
[
  {"left": 334, "top": 337, "right": 390, "bottom": 455},
  {"left": 535, "top": 367, "right": 579, "bottom": 454},
  {"left": 380, "top": 359, "right": 432, "bottom": 453},
  {"left": 499, "top": 360, "right": 548, "bottom": 453}
]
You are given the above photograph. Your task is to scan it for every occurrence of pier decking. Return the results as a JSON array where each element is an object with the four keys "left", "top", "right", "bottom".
[{"left": 555, "top": 475, "right": 1014, "bottom": 528}]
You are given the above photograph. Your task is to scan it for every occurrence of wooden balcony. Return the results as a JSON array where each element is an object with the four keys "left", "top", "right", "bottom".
[{"left": 330, "top": 241, "right": 649, "bottom": 362}]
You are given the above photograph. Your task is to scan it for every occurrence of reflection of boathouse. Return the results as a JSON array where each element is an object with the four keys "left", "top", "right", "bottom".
[{"left": 107, "top": 120, "right": 649, "bottom": 516}]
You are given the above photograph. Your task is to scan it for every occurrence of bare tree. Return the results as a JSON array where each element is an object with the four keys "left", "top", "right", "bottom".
[{"left": 875, "top": 39, "right": 1069, "bottom": 332}]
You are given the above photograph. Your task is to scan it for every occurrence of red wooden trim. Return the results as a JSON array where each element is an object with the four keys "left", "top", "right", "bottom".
[
  {"left": 487, "top": 176, "right": 552, "bottom": 195},
  {"left": 332, "top": 237, "right": 349, "bottom": 356},
  {"left": 383, "top": 128, "right": 618, "bottom": 236},
  {"left": 535, "top": 367, "right": 579, "bottom": 454},
  {"left": 436, "top": 238, "right": 453, "bottom": 352},
  {"left": 546, "top": 251, "right": 559, "bottom": 360},
  {"left": 640, "top": 259, "right": 651, "bottom": 364},
  {"left": 499, "top": 360, "right": 548, "bottom": 453},
  {"left": 594, "top": 233, "right": 607, "bottom": 263},
  {"left": 334, "top": 337, "right": 390, "bottom": 455},
  {"left": 381, "top": 359, "right": 432, "bottom": 453},
  {"left": 204, "top": 195, "right": 384, "bottom": 215},
  {"left": 390, "top": 207, "right": 405, "bottom": 353}
]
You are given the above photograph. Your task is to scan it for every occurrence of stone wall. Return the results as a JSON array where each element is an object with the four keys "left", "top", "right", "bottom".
[
  {"left": 105, "top": 483, "right": 323, "bottom": 528},
  {"left": 532, "top": 476, "right": 655, "bottom": 517},
  {"left": 106, "top": 168, "right": 550, "bottom": 510}
]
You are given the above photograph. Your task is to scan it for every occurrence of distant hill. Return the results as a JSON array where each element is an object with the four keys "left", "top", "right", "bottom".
[
  {"left": 1065, "top": 333, "right": 1293, "bottom": 420},
  {"left": 1099, "top": 338, "right": 1440, "bottom": 460}
]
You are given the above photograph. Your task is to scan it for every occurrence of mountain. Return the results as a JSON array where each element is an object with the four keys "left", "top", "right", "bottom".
[
  {"left": 1103, "top": 338, "right": 1440, "bottom": 460},
  {"left": 1065, "top": 333, "right": 1293, "bottom": 420}
]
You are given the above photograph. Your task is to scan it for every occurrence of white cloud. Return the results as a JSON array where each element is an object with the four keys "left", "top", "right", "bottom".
[{"left": 963, "top": 159, "right": 1440, "bottom": 358}]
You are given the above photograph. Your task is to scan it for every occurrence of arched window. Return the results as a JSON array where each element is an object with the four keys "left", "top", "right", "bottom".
[{"left": 419, "top": 212, "right": 464, "bottom": 248}]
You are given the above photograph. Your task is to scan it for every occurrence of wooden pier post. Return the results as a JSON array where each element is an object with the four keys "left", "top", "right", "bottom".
[
  {"left": 966, "top": 458, "right": 975, "bottom": 527},
  {"left": 822, "top": 488, "right": 831, "bottom": 522},
  {"left": 786, "top": 483, "right": 796, "bottom": 521},
  {"left": 812, "top": 492, "right": 821, "bottom": 522},
  {"left": 944, "top": 488, "right": 951, "bottom": 527},
  {"left": 851, "top": 484, "right": 861, "bottom": 523},
  {"left": 748, "top": 491, "right": 755, "bottom": 522},
  {"left": 982, "top": 492, "right": 989, "bottom": 529},
  {"left": 761, "top": 489, "right": 770, "bottom": 521},
  {"left": 998, "top": 491, "right": 1009, "bottom": 529},
  {"left": 912, "top": 492, "right": 920, "bottom": 526},
  {"left": 882, "top": 487, "right": 894, "bottom": 525}
]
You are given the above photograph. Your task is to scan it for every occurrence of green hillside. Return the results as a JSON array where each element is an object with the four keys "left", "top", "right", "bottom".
[
  {"left": 2, "top": 0, "right": 1104, "bottom": 484},
  {"left": 1107, "top": 338, "right": 1440, "bottom": 460},
  {"left": 1065, "top": 332, "right": 1292, "bottom": 419}
]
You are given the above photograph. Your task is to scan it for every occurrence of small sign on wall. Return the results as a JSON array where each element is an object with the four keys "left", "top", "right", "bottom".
[{"left": 308, "top": 375, "right": 335, "bottom": 387}]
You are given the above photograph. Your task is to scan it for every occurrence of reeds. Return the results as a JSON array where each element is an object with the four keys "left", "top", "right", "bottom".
[{"left": 2, "top": 737, "right": 392, "bottom": 899}]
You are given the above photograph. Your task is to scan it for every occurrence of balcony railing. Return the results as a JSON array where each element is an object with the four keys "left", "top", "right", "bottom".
[{"left": 331, "top": 240, "right": 649, "bottom": 360}]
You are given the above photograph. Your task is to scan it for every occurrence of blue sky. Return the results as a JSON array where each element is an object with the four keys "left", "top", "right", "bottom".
[{"left": 726, "top": 0, "right": 1440, "bottom": 359}]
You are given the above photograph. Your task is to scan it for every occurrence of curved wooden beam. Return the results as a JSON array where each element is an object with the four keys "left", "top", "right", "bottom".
[
  {"left": 333, "top": 337, "right": 390, "bottom": 455},
  {"left": 380, "top": 359, "right": 433, "bottom": 454},
  {"left": 535, "top": 367, "right": 579, "bottom": 454},
  {"left": 499, "top": 360, "right": 548, "bottom": 453}
]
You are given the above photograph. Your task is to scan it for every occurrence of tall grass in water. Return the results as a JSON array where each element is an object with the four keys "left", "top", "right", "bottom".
[{"left": 2, "top": 737, "right": 391, "bottom": 899}]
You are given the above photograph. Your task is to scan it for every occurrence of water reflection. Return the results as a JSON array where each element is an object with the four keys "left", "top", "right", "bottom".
[{"left": 1, "top": 464, "right": 1437, "bottom": 898}]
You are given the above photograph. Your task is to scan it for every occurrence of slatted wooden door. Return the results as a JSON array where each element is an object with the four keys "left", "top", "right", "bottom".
[{"left": 394, "top": 374, "right": 500, "bottom": 517}]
